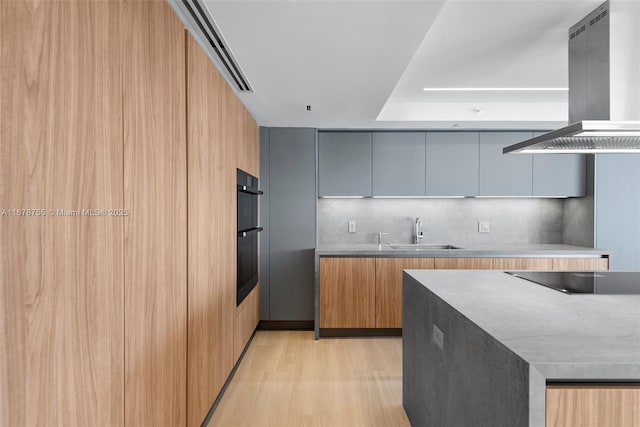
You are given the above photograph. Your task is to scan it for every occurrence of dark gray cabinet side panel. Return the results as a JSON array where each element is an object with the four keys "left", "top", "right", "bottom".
[
  {"left": 479, "top": 132, "right": 533, "bottom": 196},
  {"left": 372, "top": 132, "right": 426, "bottom": 196},
  {"left": 318, "top": 132, "right": 372, "bottom": 196},
  {"left": 426, "top": 132, "right": 479, "bottom": 196},
  {"left": 269, "top": 128, "right": 316, "bottom": 320},
  {"left": 595, "top": 154, "right": 640, "bottom": 269},
  {"left": 259, "top": 127, "right": 270, "bottom": 320},
  {"left": 531, "top": 131, "right": 586, "bottom": 197}
]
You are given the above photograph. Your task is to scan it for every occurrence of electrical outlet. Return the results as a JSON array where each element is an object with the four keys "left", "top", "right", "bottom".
[
  {"left": 348, "top": 220, "right": 356, "bottom": 233},
  {"left": 478, "top": 221, "right": 490, "bottom": 233}
]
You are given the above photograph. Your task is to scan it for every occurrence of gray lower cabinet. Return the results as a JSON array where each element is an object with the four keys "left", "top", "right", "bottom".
[
  {"left": 532, "top": 132, "right": 586, "bottom": 197},
  {"left": 426, "top": 132, "right": 479, "bottom": 196},
  {"left": 479, "top": 132, "right": 533, "bottom": 196},
  {"left": 318, "top": 132, "right": 372, "bottom": 197},
  {"left": 373, "top": 132, "right": 426, "bottom": 196},
  {"left": 260, "top": 127, "right": 316, "bottom": 321}
]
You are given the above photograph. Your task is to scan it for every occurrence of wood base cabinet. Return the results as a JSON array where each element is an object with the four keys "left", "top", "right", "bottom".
[
  {"left": 375, "top": 258, "right": 434, "bottom": 328},
  {"left": 547, "top": 385, "right": 640, "bottom": 427},
  {"left": 320, "top": 258, "right": 375, "bottom": 328},
  {"left": 318, "top": 256, "right": 609, "bottom": 334}
]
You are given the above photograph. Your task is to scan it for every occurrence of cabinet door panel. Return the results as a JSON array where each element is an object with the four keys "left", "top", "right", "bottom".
[
  {"left": 493, "top": 258, "right": 553, "bottom": 270},
  {"left": 318, "top": 132, "right": 372, "bottom": 197},
  {"left": 547, "top": 385, "right": 640, "bottom": 427},
  {"left": 320, "top": 258, "right": 375, "bottom": 328},
  {"left": 268, "top": 128, "right": 317, "bottom": 320},
  {"left": 375, "top": 258, "right": 434, "bottom": 328},
  {"left": 373, "top": 132, "right": 426, "bottom": 196},
  {"left": 426, "top": 132, "right": 479, "bottom": 196},
  {"left": 123, "top": 2, "right": 187, "bottom": 425},
  {"left": 479, "top": 132, "right": 533, "bottom": 196},
  {"left": 186, "top": 32, "right": 236, "bottom": 426},
  {"left": 434, "top": 258, "right": 493, "bottom": 269},
  {"left": 1, "top": 2, "right": 124, "bottom": 425},
  {"left": 533, "top": 154, "right": 586, "bottom": 197},
  {"left": 552, "top": 258, "right": 609, "bottom": 271}
]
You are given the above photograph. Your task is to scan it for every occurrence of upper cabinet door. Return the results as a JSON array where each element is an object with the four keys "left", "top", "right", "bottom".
[
  {"left": 479, "top": 132, "right": 533, "bottom": 196},
  {"left": 318, "top": 132, "right": 372, "bottom": 197},
  {"left": 532, "top": 132, "right": 586, "bottom": 197},
  {"left": 372, "top": 132, "right": 426, "bottom": 196},
  {"left": 426, "top": 132, "right": 479, "bottom": 196}
]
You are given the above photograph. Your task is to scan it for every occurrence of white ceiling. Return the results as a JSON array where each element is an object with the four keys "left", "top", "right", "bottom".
[{"left": 204, "top": 0, "right": 603, "bottom": 129}]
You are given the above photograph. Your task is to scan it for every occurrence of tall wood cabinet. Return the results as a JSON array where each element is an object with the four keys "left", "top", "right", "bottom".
[
  {"left": 1, "top": 2, "right": 259, "bottom": 426},
  {"left": 0, "top": 2, "right": 124, "bottom": 425},
  {"left": 186, "top": 32, "right": 259, "bottom": 426},
  {"left": 123, "top": 2, "right": 187, "bottom": 425}
]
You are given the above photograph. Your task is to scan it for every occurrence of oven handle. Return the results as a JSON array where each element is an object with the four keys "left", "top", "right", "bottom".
[
  {"left": 237, "top": 185, "right": 264, "bottom": 195},
  {"left": 238, "top": 227, "right": 263, "bottom": 237}
]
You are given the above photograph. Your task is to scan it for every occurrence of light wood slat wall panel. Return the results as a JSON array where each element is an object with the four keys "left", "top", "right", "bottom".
[
  {"left": 320, "top": 258, "right": 376, "bottom": 328},
  {"left": 234, "top": 285, "right": 261, "bottom": 363},
  {"left": 186, "top": 33, "right": 235, "bottom": 427},
  {"left": 375, "top": 258, "right": 435, "bottom": 328},
  {"left": 552, "top": 258, "right": 609, "bottom": 271},
  {"left": 123, "top": 2, "right": 187, "bottom": 426},
  {"left": 493, "top": 258, "right": 553, "bottom": 270},
  {"left": 434, "top": 258, "right": 493, "bottom": 270},
  {"left": 547, "top": 385, "right": 640, "bottom": 427},
  {"left": 0, "top": 1, "right": 124, "bottom": 425}
]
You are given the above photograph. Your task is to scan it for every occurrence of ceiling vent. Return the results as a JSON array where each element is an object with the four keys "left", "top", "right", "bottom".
[{"left": 170, "top": 0, "right": 253, "bottom": 92}]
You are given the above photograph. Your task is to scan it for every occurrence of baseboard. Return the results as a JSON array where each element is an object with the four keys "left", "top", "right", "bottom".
[
  {"left": 200, "top": 329, "right": 257, "bottom": 427},
  {"left": 319, "top": 328, "right": 402, "bottom": 338},
  {"left": 258, "top": 320, "right": 314, "bottom": 331}
]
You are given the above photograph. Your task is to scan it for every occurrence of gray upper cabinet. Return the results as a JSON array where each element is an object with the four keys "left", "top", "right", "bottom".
[
  {"left": 372, "top": 132, "right": 426, "bottom": 196},
  {"left": 532, "top": 132, "right": 586, "bottom": 197},
  {"left": 426, "top": 132, "right": 479, "bottom": 196},
  {"left": 479, "top": 132, "right": 533, "bottom": 196},
  {"left": 318, "top": 132, "right": 372, "bottom": 197}
]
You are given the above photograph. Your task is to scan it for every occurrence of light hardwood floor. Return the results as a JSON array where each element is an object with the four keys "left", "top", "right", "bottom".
[{"left": 207, "top": 331, "right": 410, "bottom": 427}]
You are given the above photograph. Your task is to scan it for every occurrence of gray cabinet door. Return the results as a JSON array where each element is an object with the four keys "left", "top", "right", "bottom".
[
  {"left": 318, "top": 132, "right": 372, "bottom": 197},
  {"left": 532, "top": 132, "right": 586, "bottom": 197},
  {"left": 426, "top": 132, "right": 479, "bottom": 196},
  {"left": 372, "top": 132, "right": 426, "bottom": 196},
  {"left": 264, "top": 128, "right": 316, "bottom": 320},
  {"left": 479, "top": 132, "right": 533, "bottom": 196}
]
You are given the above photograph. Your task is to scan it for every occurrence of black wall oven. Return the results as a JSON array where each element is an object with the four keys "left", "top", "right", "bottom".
[{"left": 237, "top": 169, "right": 262, "bottom": 305}]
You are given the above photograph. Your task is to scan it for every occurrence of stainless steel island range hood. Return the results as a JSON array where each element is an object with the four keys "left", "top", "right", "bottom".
[{"left": 504, "top": 0, "right": 640, "bottom": 154}]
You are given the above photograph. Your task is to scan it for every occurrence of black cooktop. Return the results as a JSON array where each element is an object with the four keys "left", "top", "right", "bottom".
[{"left": 506, "top": 271, "right": 640, "bottom": 295}]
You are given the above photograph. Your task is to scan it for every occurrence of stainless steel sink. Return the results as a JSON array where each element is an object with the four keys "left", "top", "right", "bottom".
[{"left": 388, "top": 244, "right": 463, "bottom": 250}]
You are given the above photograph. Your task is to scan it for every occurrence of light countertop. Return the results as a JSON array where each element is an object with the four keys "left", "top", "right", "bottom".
[{"left": 316, "top": 243, "right": 609, "bottom": 258}]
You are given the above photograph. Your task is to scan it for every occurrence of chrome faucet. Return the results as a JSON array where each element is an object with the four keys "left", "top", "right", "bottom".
[
  {"left": 377, "top": 232, "right": 390, "bottom": 249},
  {"left": 414, "top": 218, "right": 423, "bottom": 244}
]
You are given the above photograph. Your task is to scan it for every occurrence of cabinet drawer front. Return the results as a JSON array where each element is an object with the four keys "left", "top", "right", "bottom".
[
  {"left": 434, "top": 258, "right": 493, "bottom": 269},
  {"left": 552, "top": 258, "right": 609, "bottom": 271},
  {"left": 547, "top": 385, "right": 640, "bottom": 427},
  {"left": 493, "top": 258, "right": 553, "bottom": 270}
]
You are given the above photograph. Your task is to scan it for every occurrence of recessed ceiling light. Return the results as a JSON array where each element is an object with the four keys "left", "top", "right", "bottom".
[{"left": 423, "top": 87, "right": 568, "bottom": 92}]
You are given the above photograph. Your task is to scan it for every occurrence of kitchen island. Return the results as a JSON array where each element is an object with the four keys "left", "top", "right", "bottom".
[{"left": 403, "top": 270, "right": 640, "bottom": 427}]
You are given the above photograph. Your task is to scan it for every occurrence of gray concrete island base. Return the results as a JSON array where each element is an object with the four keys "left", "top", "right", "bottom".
[{"left": 402, "top": 270, "right": 640, "bottom": 427}]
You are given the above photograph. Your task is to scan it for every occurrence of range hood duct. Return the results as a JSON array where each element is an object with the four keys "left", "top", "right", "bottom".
[{"left": 504, "top": 0, "right": 640, "bottom": 153}]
